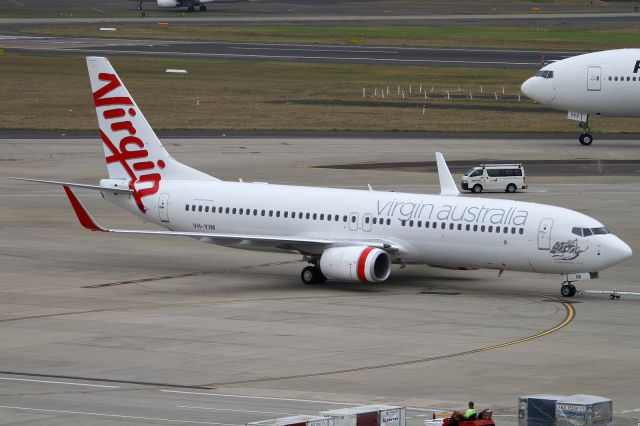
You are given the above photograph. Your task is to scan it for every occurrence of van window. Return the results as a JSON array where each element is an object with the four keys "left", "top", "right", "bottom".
[
  {"left": 469, "top": 169, "right": 483, "bottom": 177},
  {"left": 487, "top": 169, "right": 501, "bottom": 177}
]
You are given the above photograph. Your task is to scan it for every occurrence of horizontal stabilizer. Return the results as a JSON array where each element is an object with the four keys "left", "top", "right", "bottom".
[
  {"left": 435, "top": 152, "right": 460, "bottom": 196},
  {"left": 8, "top": 177, "right": 133, "bottom": 193}
]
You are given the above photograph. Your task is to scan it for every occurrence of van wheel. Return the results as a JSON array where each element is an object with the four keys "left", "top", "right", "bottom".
[
  {"left": 472, "top": 184, "right": 483, "bottom": 193},
  {"left": 506, "top": 183, "right": 517, "bottom": 193}
]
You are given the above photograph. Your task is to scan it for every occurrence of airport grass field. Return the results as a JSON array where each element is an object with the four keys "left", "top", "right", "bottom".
[
  {"left": 23, "top": 23, "right": 640, "bottom": 50},
  {"left": 3, "top": 52, "right": 640, "bottom": 133}
]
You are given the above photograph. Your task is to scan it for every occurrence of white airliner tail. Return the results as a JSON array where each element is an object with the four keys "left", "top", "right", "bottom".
[
  {"left": 86, "top": 56, "right": 216, "bottom": 184},
  {"left": 436, "top": 152, "right": 460, "bottom": 196}
]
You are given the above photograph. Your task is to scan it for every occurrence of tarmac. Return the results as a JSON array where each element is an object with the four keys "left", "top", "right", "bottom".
[{"left": 1, "top": 135, "right": 639, "bottom": 425}]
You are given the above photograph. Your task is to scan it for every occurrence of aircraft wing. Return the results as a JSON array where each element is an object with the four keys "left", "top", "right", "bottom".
[{"left": 62, "top": 185, "right": 400, "bottom": 254}]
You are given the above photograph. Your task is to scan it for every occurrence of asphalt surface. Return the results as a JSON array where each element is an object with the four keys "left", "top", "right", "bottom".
[
  {"left": 1, "top": 135, "right": 639, "bottom": 425},
  {"left": 0, "top": 35, "right": 578, "bottom": 68}
]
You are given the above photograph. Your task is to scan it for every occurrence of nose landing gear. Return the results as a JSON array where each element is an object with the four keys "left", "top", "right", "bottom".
[
  {"left": 578, "top": 118, "right": 593, "bottom": 146},
  {"left": 561, "top": 281, "right": 577, "bottom": 297}
]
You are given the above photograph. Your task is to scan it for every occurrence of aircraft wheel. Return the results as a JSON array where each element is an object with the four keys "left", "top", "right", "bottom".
[
  {"left": 199, "top": 5, "right": 207, "bottom": 11},
  {"left": 561, "top": 284, "right": 575, "bottom": 297},
  {"left": 579, "top": 133, "right": 593, "bottom": 146},
  {"left": 506, "top": 183, "right": 517, "bottom": 193},
  {"left": 301, "top": 266, "right": 326, "bottom": 285},
  {"left": 472, "top": 184, "right": 483, "bottom": 193},
  {"left": 187, "top": 5, "right": 195, "bottom": 12},
  {"left": 610, "top": 294, "right": 615, "bottom": 300}
]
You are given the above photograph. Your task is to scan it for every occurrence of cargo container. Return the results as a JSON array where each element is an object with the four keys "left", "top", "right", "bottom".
[
  {"left": 247, "top": 415, "right": 334, "bottom": 426},
  {"left": 518, "top": 394, "right": 566, "bottom": 426},
  {"left": 556, "top": 395, "right": 612, "bottom": 426},
  {"left": 321, "top": 405, "right": 406, "bottom": 426}
]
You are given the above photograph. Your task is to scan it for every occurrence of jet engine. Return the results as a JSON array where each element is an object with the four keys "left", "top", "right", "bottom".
[
  {"left": 319, "top": 246, "right": 391, "bottom": 283},
  {"left": 157, "top": 0, "right": 180, "bottom": 7}
]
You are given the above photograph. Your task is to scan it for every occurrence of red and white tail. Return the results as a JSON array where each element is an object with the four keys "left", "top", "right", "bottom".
[{"left": 86, "top": 56, "right": 216, "bottom": 210}]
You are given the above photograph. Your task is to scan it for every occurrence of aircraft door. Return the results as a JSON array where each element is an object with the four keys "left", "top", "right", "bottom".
[
  {"left": 362, "top": 213, "right": 373, "bottom": 232},
  {"left": 587, "top": 66, "right": 601, "bottom": 91},
  {"left": 158, "top": 193, "right": 170, "bottom": 223},
  {"left": 348, "top": 212, "right": 359, "bottom": 231},
  {"left": 538, "top": 218, "right": 554, "bottom": 250}
]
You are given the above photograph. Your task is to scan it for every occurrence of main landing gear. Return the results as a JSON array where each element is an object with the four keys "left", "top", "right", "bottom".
[
  {"left": 301, "top": 265, "right": 326, "bottom": 285},
  {"left": 187, "top": 4, "right": 207, "bottom": 12},
  {"left": 578, "top": 118, "right": 593, "bottom": 146},
  {"left": 561, "top": 281, "right": 577, "bottom": 297}
]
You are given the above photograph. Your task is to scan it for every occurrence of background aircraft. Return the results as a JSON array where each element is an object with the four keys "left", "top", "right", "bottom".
[
  {"left": 138, "top": 0, "right": 215, "bottom": 12},
  {"left": 12, "top": 57, "right": 632, "bottom": 298},
  {"left": 521, "top": 48, "right": 640, "bottom": 145}
]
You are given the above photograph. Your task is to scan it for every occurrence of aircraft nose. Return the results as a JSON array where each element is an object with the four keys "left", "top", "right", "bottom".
[
  {"left": 520, "top": 78, "right": 535, "bottom": 99},
  {"left": 609, "top": 237, "right": 633, "bottom": 265}
]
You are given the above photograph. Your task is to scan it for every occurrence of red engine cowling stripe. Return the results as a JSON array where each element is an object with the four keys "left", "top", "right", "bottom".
[{"left": 357, "top": 246, "right": 375, "bottom": 282}]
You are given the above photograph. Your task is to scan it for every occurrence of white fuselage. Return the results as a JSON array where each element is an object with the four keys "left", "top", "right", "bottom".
[
  {"left": 521, "top": 48, "right": 640, "bottom": 116},
  {"left": 103, "top": 178, "right": 630, "bottom": 276}
]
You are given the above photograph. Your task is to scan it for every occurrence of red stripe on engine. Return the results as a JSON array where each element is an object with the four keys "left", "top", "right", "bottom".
[{"left": 356, "top": 246, "right": 375, "bottom": 282}]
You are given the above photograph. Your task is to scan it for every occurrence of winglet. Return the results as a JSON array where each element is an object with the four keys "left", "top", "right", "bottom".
[
  {"left": 63, "top": 186, "right": 107, "bottom": 232},
  {"left": 436, "top": 152, "right": 460, "bottom": 196}
]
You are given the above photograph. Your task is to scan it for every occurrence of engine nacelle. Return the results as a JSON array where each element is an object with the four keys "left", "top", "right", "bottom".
[
  {"left": 320, "top": 246, "right": 391, "bottom": 283},
  {"left": 157, "top": 0, "right": 180, "bottom": 8}
]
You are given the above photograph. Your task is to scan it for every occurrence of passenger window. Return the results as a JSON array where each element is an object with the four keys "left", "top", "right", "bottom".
[
  {"left": 232, "top": 208, "right": 236, "bottom": 214},
  {"left": 503, "top": 226, "right": 508, "bottom": 233},
  {"left": 401, "top": 220, "right": 406, "bottom": 227},
  {"left": 481, "top": 225, "right": 485, "bottom": 232},
  {"left": 373, "top": 218, "right": 377, "bottom": 224},
  {"left": 327, "top": 214, "right": 332, "bottom": 221},
  {"left": 572, "top": 227, "right": 583, "bottom": 237},
  {"left": 409, "top": 220, "right": 413, "bottom": 227},
  {"left": 198, "top": 205, "right": 203, "bottom": 212},
  {"left": 608, "top": 76, "right": 612, "bottom": 81},
  {"left": 320, "top": 214, "right": 324, "bottom": 220},
  {"left": 496, "top": 226, "right": 500, "bottom": 233},
  {"left": 627, "top": 77, "right": 631, "bottom": 81},
  {"left": 299, "top": 212, "right": 304, "bottom": 219},
  {"left": 386, "top": 219, "right": 391, "bottom": 225},
  {"left": 335, "top": 215, "right": 340, "bottom": 221},
  {"left": 246, "top": 209, "right": 251, "bottom": 215},
  {"left": 519, "top": 228, "right": 524, "bottom": 235},
  {"left": 276, "top": 211, "right": 280, "bottom": 217},
  {"left": 205, "top": 206, "right": 209, "bottom": 212},
  {"left": 458, "top": 224, "right": 462, "bottom": 230},
  {"left": 367, "top": 217, "right": 372, "bottom": 224},
  {"left": 313, "top": 213, "right": 317, "bottom": 220},
  {"left": 185, "top": 204, "right": 189, "bottom": 211},
  {"left": 239, "top": 208, "right": 243, "bottom": 214},
  {"left": 261, "top": 210, "right": 265, "bottom": 216},
  {"left": 268, "top": 210, "right": 273, "bottom": 217},
  {"left": 511, "top": 227, "right": 516, "bottom": 234},
  {"left": 433, "top": 222, "right": 437, "bottom": 229},
  {"left": 466, "top": 224, "right": 470, "bottom": 231},
  {"left": 441, "top": 222, "right": 446, "bottom": 229},
  {"left": 615, "top": 77, "right": 618, "bottom": 81},
  {"left": 351, "top": 216, "right": 356, "bottom": 223},
  {"left": 343, "top": 215, "right": 347, "bottom": 222},
  {"left": 488, "top": 226, "right": 493, "bottom": 232},
  {"left": 473, "top": 225, "right": 478, "bottom": 231}
]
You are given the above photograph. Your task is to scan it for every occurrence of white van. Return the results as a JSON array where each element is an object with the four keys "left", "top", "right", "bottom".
[{"left": 461, "top": 164, "right": 527, "bottom": 193}]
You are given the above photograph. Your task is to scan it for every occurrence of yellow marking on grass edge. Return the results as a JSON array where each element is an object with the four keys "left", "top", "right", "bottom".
[{"left": 201, "top": 301, "right": 575, "bottom": 387}]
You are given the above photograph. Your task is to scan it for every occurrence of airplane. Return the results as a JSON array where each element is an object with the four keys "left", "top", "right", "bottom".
[
  {"left": 520, "top": 48, "right": 640, "bottom": 146},
  {"left": 137, "top": 0, "right": 215, "bottom": 12},
  {"left": 10, "top": 56, "right": 633, "bottom": 298}
]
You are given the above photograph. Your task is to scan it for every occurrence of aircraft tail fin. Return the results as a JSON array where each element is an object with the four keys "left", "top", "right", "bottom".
[
  {"left": 86, "top": 56, "right": 217, "bottom": 184},
  {"left": 436, "top": 152, "right": 460, "bottom": 196}
]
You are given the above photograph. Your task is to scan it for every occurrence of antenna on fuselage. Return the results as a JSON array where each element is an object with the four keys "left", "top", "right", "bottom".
[{"left": 436, "top": 152, "right": 460, "bottom": 196}]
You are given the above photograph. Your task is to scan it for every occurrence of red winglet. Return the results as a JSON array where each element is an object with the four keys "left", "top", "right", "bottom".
[{"left": 63, "top": 185, "right": 105, "bottom": 232}]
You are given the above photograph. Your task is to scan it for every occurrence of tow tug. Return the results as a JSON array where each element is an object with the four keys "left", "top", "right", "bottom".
[{"left": 425, "top": 410, "right": 495, "bottom": 426}]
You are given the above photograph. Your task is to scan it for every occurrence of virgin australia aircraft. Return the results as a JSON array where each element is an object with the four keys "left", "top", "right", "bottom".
[
  {"left": 138, "top": 0, "right": 214, "bottom": 12},
  {"left": 521, "top": 49, "right": 640, "bottom": 145},
  {"left": 11, "top": 57, "right": 632, "bottom": 297}
]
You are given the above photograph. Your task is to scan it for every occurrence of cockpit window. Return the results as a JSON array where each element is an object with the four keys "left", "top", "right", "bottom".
[
  {"left": 572, "top": 227, "right": 609, "bottom": 237},
  {"left": 535, "top": 70, "right": 554, "bottom": 79}
]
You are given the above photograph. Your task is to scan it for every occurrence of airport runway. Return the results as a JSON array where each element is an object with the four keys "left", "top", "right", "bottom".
[
  {"left": 0, "top": 35, "right": 572, "bottom": 67},
  {"left": 1, "top": 136, "right": 639, "bottom": 425}
]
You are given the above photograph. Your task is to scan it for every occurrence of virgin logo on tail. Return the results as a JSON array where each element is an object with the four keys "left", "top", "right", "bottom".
[{"left": 93, "top": 73, "right": 163, "bottom": 213}]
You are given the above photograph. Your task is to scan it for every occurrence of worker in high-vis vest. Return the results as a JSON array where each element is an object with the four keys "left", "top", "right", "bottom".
[{"left": 463, "top": 401, "right": 476, "bottom": 419}]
